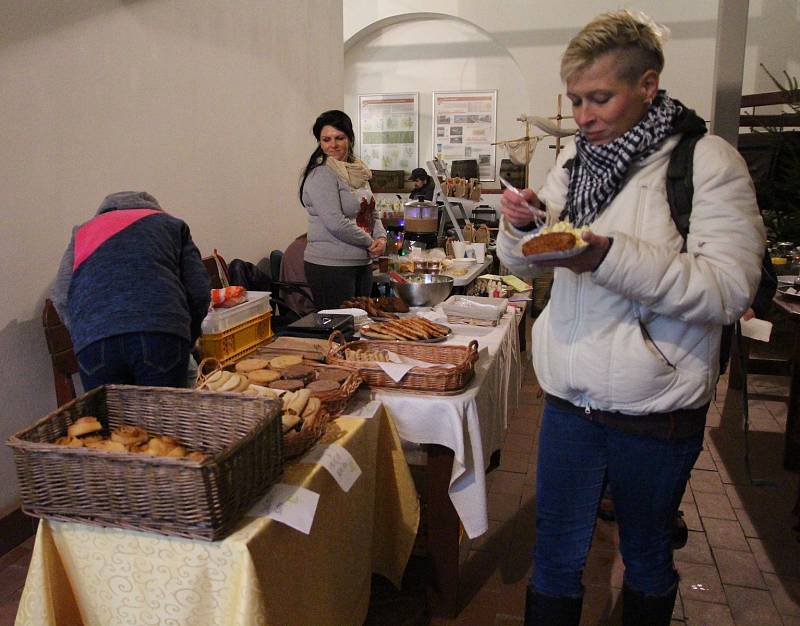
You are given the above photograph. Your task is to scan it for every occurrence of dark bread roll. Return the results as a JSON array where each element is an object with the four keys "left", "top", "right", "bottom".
[{"left": 268, "top": 379, "right": 305, "bottom": 391}]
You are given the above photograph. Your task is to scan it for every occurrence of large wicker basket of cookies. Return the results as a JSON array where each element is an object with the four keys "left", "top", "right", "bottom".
[
  {"left": 196, "top": 354, "right": 362, "bottom": 459},
  {"left": 326, "top": 330, "right": 479, "bottom": 394},
  {"left": 6, "top": 385, "right": 283, "bottom": 541}
]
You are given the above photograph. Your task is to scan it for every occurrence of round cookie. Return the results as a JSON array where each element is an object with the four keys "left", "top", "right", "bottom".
[
  {"left": 247, "top": 369, "right": 282, "bottom": 384},
  {"left": 306, "top": 380, "right": 340, "bottom": 395},
  {"left": 269, "top": 354, "right": 303, "bottom": 370},
  {"left": 280, "top": 364, "right": 316, "bottom": 384},
  {"left": 235, "top": 358, "right": 270, "bottom": 373},
  {"left": 316, "top": 368, "right": 351, "bottom": 384},
  {"left": 268, "top": 379, "right": 305, "bottom": 392}
]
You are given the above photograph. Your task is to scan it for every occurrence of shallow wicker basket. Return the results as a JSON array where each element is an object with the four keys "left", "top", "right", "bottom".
[
  {"left": 7, "top": 385, "right": 283, "bottom": 541},
  {"left": 326, "top": 330, "right": 479, "bottom": 394}
]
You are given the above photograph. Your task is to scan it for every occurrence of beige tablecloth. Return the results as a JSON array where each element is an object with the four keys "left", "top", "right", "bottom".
[{"left": 15, "top": 408, "right": 419, "bottom": 626}]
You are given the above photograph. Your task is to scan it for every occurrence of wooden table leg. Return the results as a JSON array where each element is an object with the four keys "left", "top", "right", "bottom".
[
  {"left": 785, "top": 322, "right": 800, "bottom": 471},
  {"left": 425, "top": 443, "right": 461, "bottom": 617}
]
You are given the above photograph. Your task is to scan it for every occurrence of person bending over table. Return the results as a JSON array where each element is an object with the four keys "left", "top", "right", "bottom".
[
  {"left": 51, "top": 191, "right": 210, "bottom": 390},
  {"left": 299, "top": 110, "right": 386, "bottom": 310},
  {"left": 496, "top": 11, "right": 765, "bottom": 625}
]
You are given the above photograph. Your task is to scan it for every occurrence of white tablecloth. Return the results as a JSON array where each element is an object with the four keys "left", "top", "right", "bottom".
[{"left": 356, "top": 307, "right": 522, "bottom": 538}]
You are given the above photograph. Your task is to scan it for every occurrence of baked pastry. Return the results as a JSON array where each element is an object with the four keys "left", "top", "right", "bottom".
[
  {"left": 55, "top": 436, "right": 84, "bottom": 447},
  {"left": 111, "top": 425, "right": 148, "bottom": 447},
  {"left": 316, "top": 368, "right": 351, "bottom": 383},
  {"left": 268, "top": 379, "right": 305, "bottom": 392},
  {"left": 235, "top": 358, "right": 270, "bottom": 373},
  {"left": 247, "top": 369, "right": 282, "bottom": 384},
  {"left": 522, "top": 232, "right": 577, "bottom": 256},
  {"left": 280, "top": 364, "right": 316, "bottom": 384},
  {"left": 84, "top": 440, "right": 127, "bottom": 453},
  {"left": 269, "top": 354, "right": 303, "bottom": 370},
  {"left": 186, "top": 451, "right": 208, "bottom": 462},
  {"left": 306, "top": 380, "right": 340, "bottom": 395},
  {"left": 68, "top": 416, "right": 102, "bottom": 438}
]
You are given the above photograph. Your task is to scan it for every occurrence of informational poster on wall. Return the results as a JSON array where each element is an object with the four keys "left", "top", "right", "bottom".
[
  {"left": 358, "top": 93, "right": 418, "bottom": 173},
  {"left": 432, "top": 90, "right": 497, "bottom": 181}
]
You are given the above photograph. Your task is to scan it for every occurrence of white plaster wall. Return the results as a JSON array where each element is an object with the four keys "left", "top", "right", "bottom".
[
  {"left": 0, "top": 0, "right": 343, "bottom": 516},
  {"left": 344, "top": 1, "right": 800, "bottom": 188}
]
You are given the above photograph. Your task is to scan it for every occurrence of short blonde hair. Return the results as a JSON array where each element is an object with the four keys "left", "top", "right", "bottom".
[{"left": 560, "top": 10, "right": 666, "bottom": 84}]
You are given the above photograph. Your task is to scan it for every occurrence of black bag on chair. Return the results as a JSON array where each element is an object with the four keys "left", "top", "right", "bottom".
[{"left": 226, "top": 259, "right": 272, "bottom": 292}]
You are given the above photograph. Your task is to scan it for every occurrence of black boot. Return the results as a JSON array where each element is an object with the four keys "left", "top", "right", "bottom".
[
  {"left": 671, "top": 511, "right": 688, "bottom": 550},
  {"left": 622, "top": 583, "right": 678, "bottom": 626},
  {"left": 524, "top": 587, "right": 582, "bottom": 626}
]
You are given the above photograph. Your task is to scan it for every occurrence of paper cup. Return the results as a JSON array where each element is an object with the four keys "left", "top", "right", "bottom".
[
  {"left": 452, "top": 241, "right": 467, "bottom": 259},
  {"left": 471, "top": 242, "right": 486, "bottom": 262}
]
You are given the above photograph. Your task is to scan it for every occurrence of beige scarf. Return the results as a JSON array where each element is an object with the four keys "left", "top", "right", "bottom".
[{"left": 325, "top": 156, "right": 372, "bottom": 191}]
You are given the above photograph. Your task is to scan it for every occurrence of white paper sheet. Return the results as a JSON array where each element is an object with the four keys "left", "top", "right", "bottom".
[
  {"left": 247, "top": 483, "right": 319, "bottom": 534},
  {"left": 740, "top": 317, "right": 773, "bottom": 342},
  {"left": 300, "top": 444, "right": 362, "bottom": 492}
]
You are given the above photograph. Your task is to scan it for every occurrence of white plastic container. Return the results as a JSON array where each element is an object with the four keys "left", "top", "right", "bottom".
[
  {"left": 201, "top": 291, "right": 271, "bottom": 335},
  {"left": 441, "top": 295, "right": 508, "bottom": 325}
]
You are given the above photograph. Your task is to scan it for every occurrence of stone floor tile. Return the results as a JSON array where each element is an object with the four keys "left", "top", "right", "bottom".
[
  {"left": 681, "top": 485, "right": 696, "bottom": 506},
  {"left": 579, "top": 584, "right": 621, "bottom": 626},
  {"left": 694, "top": 492, "right": 738, "bottom": 520},
  {"left": 0, "top": 544, "right": 32, "bottom": 572},
  {"left": 674, "top": 530, "right": 714, "bottom": 566},
  {"left": 0, "top": 588, "right": 23, "bottom": 626},
  {"left": 502, "top": 433, "right": 534, "bottom": 454},
  {"left": 677, "top": 562, "right": 727, "bottom": 604},
  {"left": 681, "top": 502, "right": 704, "bottom": 532},
  {"left": 763, "top": 572, "right": 800, "bottom": 617},
  {"left": 452, "top": 588, "right": 500, "bottom": 625},
  {"left": 0, "top": 563, "right": 28, "bottom": 604},
  {"left": 592, "top": 519, "right": 620, "bottom": 550},
  {"left": 582, "top": 548, "right": 624, "bottom": 589},
  {"left": 712, "top": 547, "right": 767, "bottom": 588},
  {"left": 735, "top": 507, "right": 765, "bottom": 539},
  {"left": 781, "top": 616, "right": 800, "bottom": 625},
  {"left": 691, "top": 469, "right": 726, "bottom": 494},
  {"left": 693, "top": 450, "right": 717, "bottom": 472},
  {"left": 725, "top": 585, "right": 783, "bottom": 626},
  {"left": 683, "top": 599, "right": 735, "bottom": 625},
  {"left": 507, "top": 417, "right": 537, "bottom": 435},
  {"left": 498, "top": 451, "right": 530, "bottom": 474},
  {"left": 673, "top": 589, "right": 685, "bottom": 620},
  {"left": 494, "top": 615, "right": 523, "bottom": 626},
  {"left": 489, "top": 470, "right": 526, "bottom": 497},
  {"left": 487, "top": 491, "right": 522, "bottom": 523},
  {"left": 495, "top": 578, "right": 527, "bottom": 619},
  {"left": 702, "top": 517, "right": 750, "bottom": 552},
  {"left": 749, "top": 538, "right": 800, "bottom": 580},
  {"left": 471, "top": 520, "right": 515, "bottom": 554}
]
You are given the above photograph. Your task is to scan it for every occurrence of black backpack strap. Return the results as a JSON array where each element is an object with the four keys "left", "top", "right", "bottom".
[{"left": 666, "top": 132, "right": 705, "bottom": 251}]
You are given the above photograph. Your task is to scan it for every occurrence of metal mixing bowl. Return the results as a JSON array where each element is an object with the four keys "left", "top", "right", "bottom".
[{"left": 393, "top": 273, "right": 454, "bottom": 307}]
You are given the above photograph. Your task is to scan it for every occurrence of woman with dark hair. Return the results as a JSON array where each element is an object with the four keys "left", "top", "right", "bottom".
[{"left": 299, "top": 110, "right": 386, "bottom": 310}]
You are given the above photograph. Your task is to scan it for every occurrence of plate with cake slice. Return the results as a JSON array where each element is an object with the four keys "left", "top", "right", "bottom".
[{"left": 516, "top": 221, "right": 590, "bottom": 263}]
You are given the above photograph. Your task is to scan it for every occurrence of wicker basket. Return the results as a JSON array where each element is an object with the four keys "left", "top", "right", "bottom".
[
  {"left": 311, "top": 364, "right": 363, "bottom": 417},
  {"left": 326, "top": 330, "right": 479, "bottom": 394},
  {"left": 7, "top": 385, "right": 283, "bottom": 541}
]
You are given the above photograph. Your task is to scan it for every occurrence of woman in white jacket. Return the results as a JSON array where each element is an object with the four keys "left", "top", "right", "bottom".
[{"left": 497, "top": 11, "right": 765, "bottom": 626}]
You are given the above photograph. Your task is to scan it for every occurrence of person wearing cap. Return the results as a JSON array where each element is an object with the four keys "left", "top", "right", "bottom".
[{"left": 408, "top": 167, "right": 435, "bottom": 201}]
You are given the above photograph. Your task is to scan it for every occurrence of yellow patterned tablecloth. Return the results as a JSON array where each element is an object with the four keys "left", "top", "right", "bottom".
[{"left": 15, "top": 406, "right": 419, "bottom": 626}]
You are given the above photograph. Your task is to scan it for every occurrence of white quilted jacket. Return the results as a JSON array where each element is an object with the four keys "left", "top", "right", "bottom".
[{"left": 498, "top": 133, "right": 765, "bottom": 415}]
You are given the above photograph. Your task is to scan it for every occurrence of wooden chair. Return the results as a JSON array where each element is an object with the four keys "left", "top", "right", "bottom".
[
  {"left": 42, "top": 299, "right": 78, "bottom": 406},
  {"left": 201, "top": 250, "right": 230, "bottom": 289}
]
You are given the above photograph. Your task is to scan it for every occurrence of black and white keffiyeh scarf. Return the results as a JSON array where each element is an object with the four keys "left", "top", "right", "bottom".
[{"left": 564, "top": 91, "right": 681, "bottom": 227}]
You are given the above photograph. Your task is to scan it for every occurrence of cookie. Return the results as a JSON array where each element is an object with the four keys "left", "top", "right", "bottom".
[
  {"left": 268, "top": 379, "right": 305, "bottom": 392},
  {"left": 235, "top": 358, "right": 270, "bottom": 373},
  {"left": 280, "top": 364, "right": 316, "bottom": 384},
  {"left": 269, "top": 354, "right": 303, "bottom": 370},
  {"left": 306, "top": 380, "right": 340, "bottom": 395},
  {"left": 247, "top": 369, "right": 282, "bottom": 384},
  {"left": 316, "top": 368, "right": 351, "bottom": 383}
]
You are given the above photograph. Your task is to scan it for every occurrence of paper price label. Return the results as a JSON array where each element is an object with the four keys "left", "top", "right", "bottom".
[
  {"left": 248, "top": 483, "right": 319, "bottom": 534},
  {"left": 301, "top": 444, "right": 362, "bottom": 492}
]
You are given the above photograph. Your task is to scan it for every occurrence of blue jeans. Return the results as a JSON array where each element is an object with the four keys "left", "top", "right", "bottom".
[
  {"left": 532, "top": 399, "right": 703, "bottom": 597},
  {"left": 77, "top": 332, "right": 190, "bottom": 391}
]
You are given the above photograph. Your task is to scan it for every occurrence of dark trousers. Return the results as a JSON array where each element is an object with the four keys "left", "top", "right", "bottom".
[
  {"left": 77, "top": 332, "right": 190, "bottom": 391},
  {"left": 304, "top": 261, "right": 373, "bottom": 311},
  {"left": 532, "top": 399, "right": 703, "bottom": 597}
]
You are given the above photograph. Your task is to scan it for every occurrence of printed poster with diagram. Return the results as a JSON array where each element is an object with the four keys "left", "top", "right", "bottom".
[
  {"left": 433, "top": 90, "right": 497, "bottom": 181},
  {"left": 358, "top": 93, "right": 419, "bottom": 173}
]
